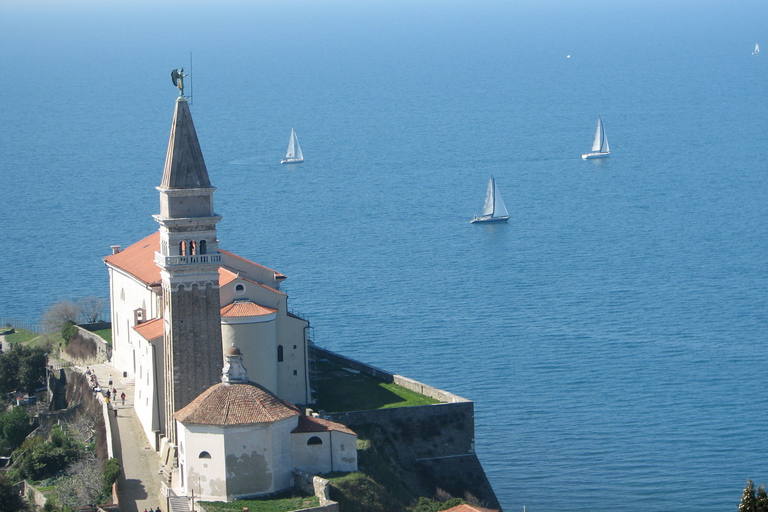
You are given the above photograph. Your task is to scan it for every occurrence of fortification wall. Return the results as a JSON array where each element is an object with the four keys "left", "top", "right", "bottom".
[{"left": 311, "top": 346, "right": 500, "bottom": 509}]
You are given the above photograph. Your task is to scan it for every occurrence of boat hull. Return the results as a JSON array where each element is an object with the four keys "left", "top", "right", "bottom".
[
  {"left": 581, "top": 152, "right": 610, "bottom": 159},
  {"left": 281, "top": 158, "right": 304, "bottom": 164},
  {"left": 470, "top": 215, "right": 509, "bottom": 224}
]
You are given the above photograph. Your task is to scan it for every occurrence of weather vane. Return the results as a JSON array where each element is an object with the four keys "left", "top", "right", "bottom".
[{"left": 171, "top": 68, "right": 187, "bottom": 97}]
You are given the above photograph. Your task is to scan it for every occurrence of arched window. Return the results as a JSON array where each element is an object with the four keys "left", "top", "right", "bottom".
[
  {"left": 235, "top": 283, "right": 245, "bottom": 295},
  {"left": 307, "top": 436, "right": 323, "bottom": 446},
  {"left": 277, "top": 345, "right": 284, "bottom": 362},
  {"left": 179, "top": 241, "right": 186, "bottom": 255},
  {"left": 199, "top": 451, "right": 211, "bottom": 459},
  {"left": 199, "top": 240, "right": 207, "bottom": 254},
  {"left": 190, "top": 241, "right": 196, "bottom": 255}
]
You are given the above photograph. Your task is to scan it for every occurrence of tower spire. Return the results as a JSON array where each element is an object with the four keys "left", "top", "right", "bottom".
[{"left": 155, "top": 73, "right": 223, "bottom": 445}]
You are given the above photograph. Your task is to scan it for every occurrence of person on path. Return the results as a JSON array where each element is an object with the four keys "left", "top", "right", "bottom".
[
  {"left": 106, "top": 390, "right": 111, "bottom": 400},
  {"left": 108, "top": 375, "right": 113, "bottom": 386},
  {"left": 113, "top": 404, "right": 118, "bottom": 417},
  {"left": 120, "top": 392, "right": 126, "bottom": 405}
]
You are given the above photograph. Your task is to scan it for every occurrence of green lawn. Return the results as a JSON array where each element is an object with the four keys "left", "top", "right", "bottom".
[
  {"left": 2, "top": 329, "right": 39, "bottom": 344},
  {"left": 92, "top": 328, "right": 112, "bottom": 345},
  {"left": 312, "top": 360, "right": 440, "bottom": 413},
  {"left": 199, "top": 492, "right": 319, "bottom": 512}
]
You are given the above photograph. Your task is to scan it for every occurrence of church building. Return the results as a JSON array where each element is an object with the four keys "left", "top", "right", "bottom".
[{"left": 103, "top": 83, "right": 353, "bottom": 500}]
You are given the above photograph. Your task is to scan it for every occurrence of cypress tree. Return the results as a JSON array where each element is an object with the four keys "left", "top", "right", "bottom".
[{"left": 740, "top": 479, "right": 758, "bottom": 512}]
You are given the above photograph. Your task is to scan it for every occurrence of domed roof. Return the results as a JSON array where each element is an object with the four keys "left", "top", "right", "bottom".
[
  {"left": 225, "top": 345, "right": 242, "bottom": 357},
  {"left": 174, "top": 382, "right": 300, "bottom": 426}
]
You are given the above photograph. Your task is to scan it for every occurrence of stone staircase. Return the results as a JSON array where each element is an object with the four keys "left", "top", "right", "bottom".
[{"left": 168, "top": 494, "right": 191, "bottom": 512}]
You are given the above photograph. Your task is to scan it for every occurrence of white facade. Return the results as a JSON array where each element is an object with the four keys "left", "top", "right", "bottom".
[
  {"left": 291, "top": 430, "right": 359, "bottom": 475},
  {"left": 105, "top": 236, "right": 312, "bottom": 449}
]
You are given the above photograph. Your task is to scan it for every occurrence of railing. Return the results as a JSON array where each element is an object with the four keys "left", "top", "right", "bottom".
[
  {"left": 0, "top": 317, "right": 41, "bottom": 333},
  {"left": 155, "top": 253, "right": 222, "bottom": 267}
]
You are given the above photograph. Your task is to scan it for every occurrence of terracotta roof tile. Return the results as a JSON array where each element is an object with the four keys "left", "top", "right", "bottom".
[
  {"left": 175, "top": 382, "right": 300, "bottom": 426},
  {"left": 442, "top": 505, "right": 499, "bottom": 512},
  {"left": 292, "top": 415, "right": 357, "bottom": 436},
  {"left": 133, "top": 317, "right": 163, "bottom": 341},
  {"left": 104, "top": 232, "right": 161, "bottom": 286},
  {"left": 219, "top": 267, "right": 285, "bottom": 296},
  {"left": 220, "top": 300, "right": 277, "bottom": 318},
  {"left": 105, "top": 234, "right": 286, "bottom": 294}
]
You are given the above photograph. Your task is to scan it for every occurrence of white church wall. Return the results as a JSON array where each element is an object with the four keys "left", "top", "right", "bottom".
[
  {"left": 330, "top": 431, "right": 358, "bottom": 473},
  {"left": 177, "top": 423, "right": 228, "bottom": 501},
  {"left": 133, "top": 336, "right": 164, "bottom": 449},
  {"left": 276, "top": 314, "right": 311, "bottom": 405},
  {"left": 223, "top": 417, "right": 298, "bottom": 499},
  {"left": 221, "top": 319, "right": 278, "bottom": 394},
  {"left": 220, "top": 276, "right": 310, "bottom": 405},
  {"left": 291, "top": 430, "right": 357, "bottom": 475},
  {"left": 108, "top": 268, "right": 159, "bottom": 377},
  {"left": 291, "top": 431, "right": 332, "bottom": 475}
]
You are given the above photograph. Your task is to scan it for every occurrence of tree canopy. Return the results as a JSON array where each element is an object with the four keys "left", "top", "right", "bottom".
[
  {"left": 740, "top": 479, "right": 768, "bottom": 512},
  {"left": 0, "top": 344, "right": 48, "bottom": 394}
]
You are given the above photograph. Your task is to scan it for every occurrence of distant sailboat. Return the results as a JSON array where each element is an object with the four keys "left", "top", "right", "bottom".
[
  {"left": 581, "top": 115, "right": 610, "bottom": 159},
  {"left": 471, "top": 176, "right": 509, "bottom": 224},
  {"left": 281, "top": 128, "right": 304, "bottom": 164},
  {"left": 753, "top": 43, "right": 760, "bottom": 55}
]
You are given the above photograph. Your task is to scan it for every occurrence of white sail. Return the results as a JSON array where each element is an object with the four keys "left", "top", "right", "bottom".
[
  {"left": 285, "top": 128, "right": 296, "bottom": 159},
  {"left": 493, "top": 178, "right": 509, "bottom": 217},
  {"left": 754, "top": 43, "right": 760, "bottom": 54},
  {"left": 481, "top": 177, "right": 495, "bottom": 217},
  {"left": 293, "top": 130, "right": 303, "bottom": 161},
  {"left": 591, "top": 116, "right": 604, "bottom": 152}
]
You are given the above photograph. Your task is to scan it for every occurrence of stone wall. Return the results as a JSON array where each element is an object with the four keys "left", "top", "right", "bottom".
[
  {"left": 67, "top": 325, "right": 111, "bottom": 364},
  {"left": 310, "top": 346, "right": 500, "bottom": 509},
  {"left": 293, "top": 469, "right": 339, "bottom": 511},
  {"left": 310, "top": 346, "right": 470, "bottom": 404}
]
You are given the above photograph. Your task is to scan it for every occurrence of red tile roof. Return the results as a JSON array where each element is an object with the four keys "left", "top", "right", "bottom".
[
  {"left": 104, "top": 232, "right": 162, "bottom": 286},
  {"left": 104, "top": 234, "right": 284, "bottom": 292},
  {"left": 442, "top": 505, "right": 499, "bottom": 512},
  {"left": 133, "top": 317, "right": 163, "bottom": 341},
  {"left": 219, "top": 267, "right": 285, "bottom": 296},
  {"left": 292, "top": 415, "right": 357, "bottom": 436},
  {"left": 220, "top": 300, "right": 277, "bottom": 318},
  {"left": 174, "top": 382, "right": 300, "bottom": 426}
]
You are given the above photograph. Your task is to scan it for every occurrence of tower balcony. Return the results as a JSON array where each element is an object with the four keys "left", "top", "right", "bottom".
[{"left": 155, "top": 252, "right": 222, "bottom": 268}]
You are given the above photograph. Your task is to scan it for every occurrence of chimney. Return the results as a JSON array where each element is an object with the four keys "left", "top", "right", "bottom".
[{"left": 111, "top": 245, "right": 121, "bottom": 255}]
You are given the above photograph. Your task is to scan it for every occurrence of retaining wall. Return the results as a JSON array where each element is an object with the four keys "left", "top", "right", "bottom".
[{"left": 310, "top": 346, "right": 500, "bottom": 510}]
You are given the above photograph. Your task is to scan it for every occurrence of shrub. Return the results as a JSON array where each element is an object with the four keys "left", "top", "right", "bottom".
[
  {"left": 103, "top": 458, "right": 121, "bottom": 495},
  {"left": 60, "top": 321, "right": 77, "bottom": 343}
]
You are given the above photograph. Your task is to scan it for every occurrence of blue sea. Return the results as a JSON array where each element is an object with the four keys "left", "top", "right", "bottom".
[{"left": 2, "top": 1, "right": 768, "bottom": 510}]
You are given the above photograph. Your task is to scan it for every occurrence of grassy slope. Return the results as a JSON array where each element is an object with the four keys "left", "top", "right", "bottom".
[
  {"left": 312, "top": 360, "right": 440, "bottom": 413},
  {"left": 199, "top": 492, "right": 319, "bottom": 512}
]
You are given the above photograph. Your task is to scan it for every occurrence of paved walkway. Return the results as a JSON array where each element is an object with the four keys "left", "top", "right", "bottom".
[{"left": 80, "top": 362, "right": 165, "bottom": 512}]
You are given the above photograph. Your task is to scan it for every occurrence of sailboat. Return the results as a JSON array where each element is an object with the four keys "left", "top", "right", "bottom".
[
  {"left": 753, "top": 43, "right": 760, "bottom": 55},
  {"left": 581, "top": 115, "right": 610, "bottom": 159},
  {"left": 280, "top": 128, "right": 304, "bottom": 164},
  {"left": 471, "top": 175, "right": 509, "bottom": 223}
]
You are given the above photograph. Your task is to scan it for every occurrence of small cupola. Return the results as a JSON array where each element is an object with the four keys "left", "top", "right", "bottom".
[{"left": 221, "top": 345, "right": 248, "bottom": 385}]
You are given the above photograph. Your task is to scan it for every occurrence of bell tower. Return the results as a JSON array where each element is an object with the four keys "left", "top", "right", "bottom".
[{"left": 154, "top": 77, "right": 223, "bottom": 445}]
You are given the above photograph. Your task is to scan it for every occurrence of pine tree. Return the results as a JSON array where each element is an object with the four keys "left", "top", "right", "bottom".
[
  {"left": 756, "top": 484, "right": 768, "bottom": 512},
  {"left": 740, "top": 479, "right": 758, "bottom": 512}
]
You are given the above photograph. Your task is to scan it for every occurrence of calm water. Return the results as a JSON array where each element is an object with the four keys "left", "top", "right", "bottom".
[{"left": 2, "top": 1, "right": 768, "bottom": 510}]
